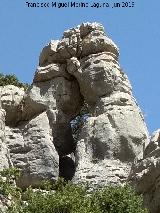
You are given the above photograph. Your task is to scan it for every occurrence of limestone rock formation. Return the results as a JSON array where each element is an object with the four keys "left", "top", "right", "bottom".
[
  {"left": 129, "top": 129, "right": 160, "bottom": 213},
  {"left": 0, "top": 109, "right": 10, "bottom": 170},
  {"left": 5, "top": 112, "right": 59, "bottom": 188},
  {"left": 0, "top": 85, "right": 25, "bottom": 125},
  {"left": 0, "top": 23, "right": 150, "bottom": 191},
  {"left": 64, "top": 23, "right": 149, "bottom": 186}
]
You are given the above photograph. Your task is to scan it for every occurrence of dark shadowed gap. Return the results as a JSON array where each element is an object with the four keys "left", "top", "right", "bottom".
[
  {"left": 58, "top": 102, "right": 90, "bottom": 181},
  {"left": 59, "top": 156, "right": 76, "bottom": 181}
]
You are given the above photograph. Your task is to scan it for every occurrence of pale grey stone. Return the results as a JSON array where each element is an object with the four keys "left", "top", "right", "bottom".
[
  {"left": 65, "top": 23, "right": 149, "bottom": 187},
  {"left": 81, "top": 32, "right": 119, "bottom": 58},
  {"left": 0, "top": 85, "right": 25, "bottom": 125},
  {"left": 23, "top": 76, "right": 82, "bottom": 120},
  {"left": 143, "top": 129, "right": 160, "bottom": 158},
  {"left": 39, "top": 40, "right": 61, "bottom": 66},
  {"left": 6, "top": 112, "right": 59, "bottom": 188},
  {"left": 79, "top": 22, "right": 105, "bottom": 38},
  {"left": 67, "top": 53, "right": 131, "bottom": 104},
  {"left": 0, "top": 109, "right": 10, "bottom": 170},
  {"left": 33, "top": 63, "right": 72, "bottom": 83},
  {"left": 0, "top": 23, "right": 151, "bottom": 195},
  {"left": 57, "top": 27, "right": 81, "bottom": 59},
  {"left": 25, "top": 22, "right": 149, "bottom": 189},
  {"left": 129, "top": 129, "right": 160, "bottom": 213}
]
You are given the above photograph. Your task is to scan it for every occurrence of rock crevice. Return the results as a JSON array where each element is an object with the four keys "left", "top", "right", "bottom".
[{"left": 0, "top": 23, "right": 150, "bottom": 194}]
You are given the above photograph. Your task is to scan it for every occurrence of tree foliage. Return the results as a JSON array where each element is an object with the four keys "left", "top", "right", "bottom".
[
  {"left": 0, "top": 73, "right": 29, "bottom": 90},
  {"left": 0, "top": 168, "right": 148, "bottom": 213}
]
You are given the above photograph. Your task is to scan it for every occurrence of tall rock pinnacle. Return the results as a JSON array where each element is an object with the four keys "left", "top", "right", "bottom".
[{"left": 0, "top": 23, "right": 149, "bottom": 189}]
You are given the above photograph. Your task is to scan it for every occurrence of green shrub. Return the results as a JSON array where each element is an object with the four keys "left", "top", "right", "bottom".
[
  {"left": 22, "top": 181, "right": 91, "bottom": 213},
  {"left": 91, "top": 185, "right": 147, "bottom": 213},
  {"left": 0, "top": 168, "right": 147, "bottom": 213},
  {"left": 0, "top": 73, "right": 29, "bottom": 90},
  {"left": 0, "top": 168, "right": 22, "bottom": 213}
]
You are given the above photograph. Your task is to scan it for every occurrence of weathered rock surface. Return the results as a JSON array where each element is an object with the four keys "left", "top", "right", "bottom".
[
  {"left": 74, "top": 136, "right": 131, "bottom": 187},
  {"left": 5, "top": 112, "right": 59, "bottom": 188},
  {"left": 0, "top": 23, "right": 150, "bottom": 194},
  {"left": 129, "top": 129, "right": 160, "bottom": 213},
  {"left": 0, "top": 85, "right": 25, "bottom": 125},
  {"left": 0, "top": 109, "right": 10, "bottom": 170},
  {"left": 64, "top": 23, "right": 149, "bottom": 186}
]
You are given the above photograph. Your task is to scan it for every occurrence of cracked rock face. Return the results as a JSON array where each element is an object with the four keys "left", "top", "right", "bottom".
[
  {"left": 0, "top": 22, "right": 149, "bottom": 190},
  {"left": 129, "top": 129, "right": 160, "bottom": 213},
  {"left": 0, "top": 109, "right": 10, "bottom": 170},
  {"left": 0, "top": 85, "right": 25, "bottom": 125},
  {"left": 5, "top": 112, "right": 59, "bottom": 188}
]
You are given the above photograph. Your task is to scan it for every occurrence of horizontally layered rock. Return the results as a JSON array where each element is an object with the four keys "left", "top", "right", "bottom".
[
  {"left": 129, "top": 129, "right": 160, "bottom": 213},
  {"left": 64, "top": 23, "right": 149, "bottom": 186},
  {"left": 34, "top": 22, "right": 149, "bottom": 187},
  {"left": 0, "top": 23, "right": 149, "bottom": 189}
]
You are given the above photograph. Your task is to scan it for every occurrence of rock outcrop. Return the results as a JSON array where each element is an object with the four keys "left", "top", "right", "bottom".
[
  {"left": 5, "top": 112, "right": 59, "bottom": 188},
  {"left": 129, "top": 129, "right": 160, "bottom": 213},
  {"left": 0, "top": 23, "right": 150, "bottom": 193},
  {"left": 0, "top": 85, "right": 25, "bottom": 126},
  {"left": 0, "top": 109, "right": 10, "bottom": 170}
]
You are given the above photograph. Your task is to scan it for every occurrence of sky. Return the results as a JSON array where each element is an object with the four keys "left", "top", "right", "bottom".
[{"left": 0, "top": 0, "right": 160, "bottom": 134}]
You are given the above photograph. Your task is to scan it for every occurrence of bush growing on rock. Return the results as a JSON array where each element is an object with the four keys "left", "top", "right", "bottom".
[{"left": 0, "top": 168, "right": 147, "bottom": 213}]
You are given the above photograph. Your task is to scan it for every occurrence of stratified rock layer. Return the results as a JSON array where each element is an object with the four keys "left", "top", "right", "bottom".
[{"left": 0, "top": 23, "right": 149, "bottom": 190}]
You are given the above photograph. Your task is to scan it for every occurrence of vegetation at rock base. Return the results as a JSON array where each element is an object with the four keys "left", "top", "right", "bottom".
[
  {"left": 0, "top": 73, "right": 29, "bottom": 90},
  {"left": 0, "top": 168, "right": 148, "bottom": 213}
]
